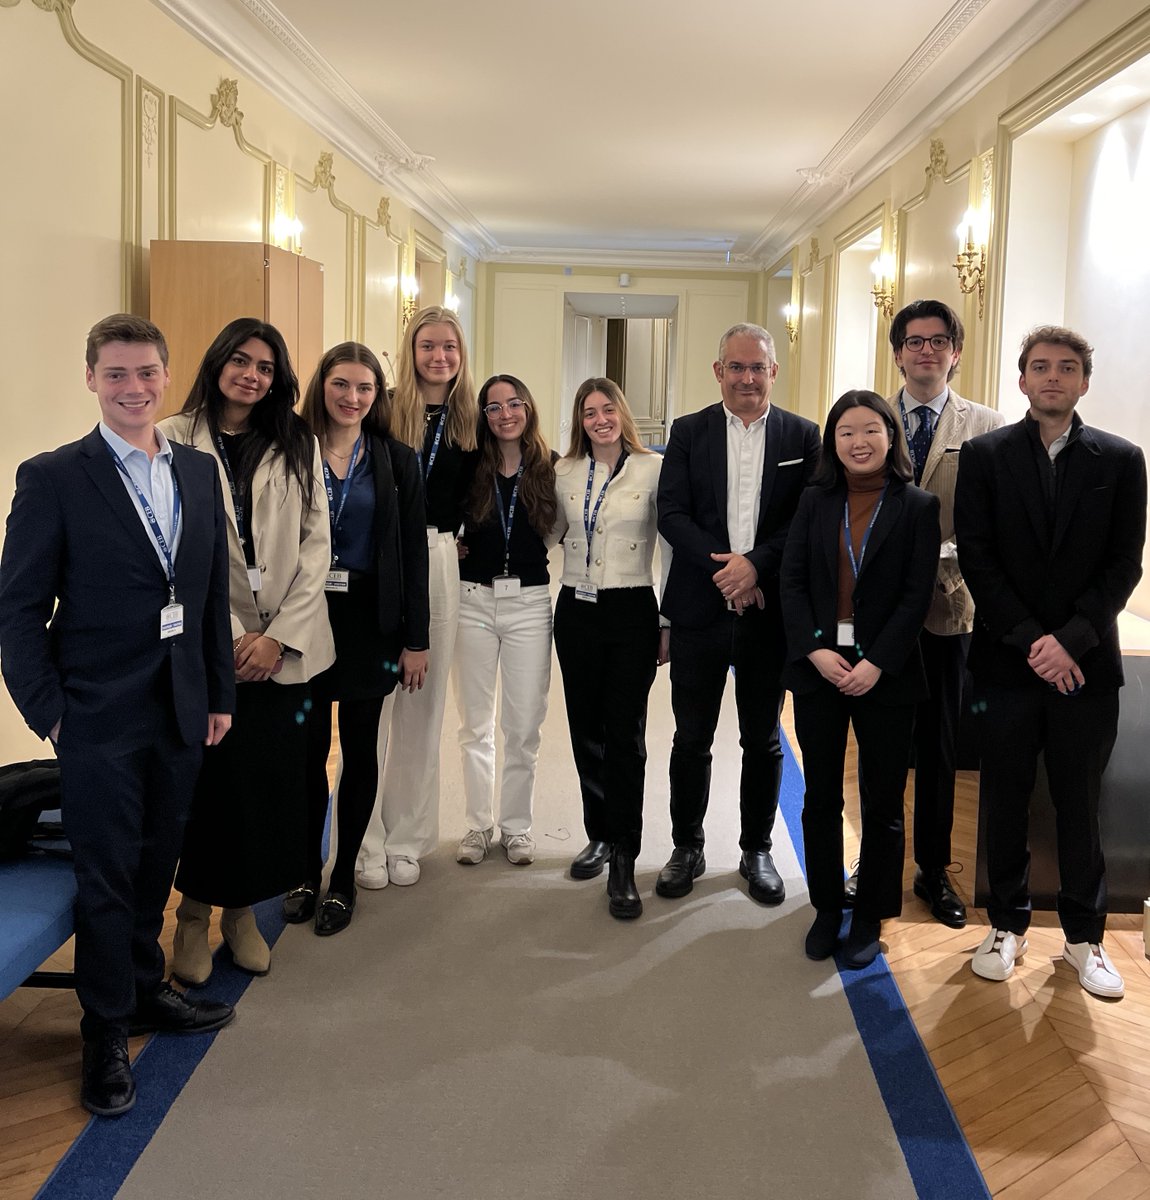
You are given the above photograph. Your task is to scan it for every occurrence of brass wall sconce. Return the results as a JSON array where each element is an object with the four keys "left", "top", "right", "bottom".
[
  {"left": 870, "top": 254, "right": 895, "bottom": 320},
  {"left": 401, "top": 273, "right": 420, "bottom": 327},
  {"left": 783, "top": 303, "right": 798, "bottom": 345},
  {"left": 954, "top": 209, "right": 988, "bottom": 319}
]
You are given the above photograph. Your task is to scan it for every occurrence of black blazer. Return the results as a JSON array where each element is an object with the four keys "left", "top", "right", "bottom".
[
  {"left": 954, "top": 417, "right": 1146, "bottom": 691},
  {"left": 0, "top": 427, "right": 234, "bottom": 746},
  {"left": 658, "top": 402, "right": 821, "bottom": 630},
  {"left": 780, "top": 477, "right": 941, "bottom": 704},
  {"left": 368, "top": 434, "right": 430, "bottom": 651}
]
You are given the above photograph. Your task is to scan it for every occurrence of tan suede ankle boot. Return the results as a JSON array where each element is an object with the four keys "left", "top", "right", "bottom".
[
  {"left": 172, "top": 896, "right": 214, "bottom": 985},
  {"left": 220, "top": 906, "right": 270, "bottom": 975}
]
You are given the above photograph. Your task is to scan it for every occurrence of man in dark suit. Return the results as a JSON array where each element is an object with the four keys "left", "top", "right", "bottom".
[
  {"left": 0, "top": 314, "right": 236, "bottom": 1116},
  {"left": 955, "top": 325, "right": 1146, "bottom": 999},
  {"left": 656, "top": 322, "right": 820, "bottom": 903}
]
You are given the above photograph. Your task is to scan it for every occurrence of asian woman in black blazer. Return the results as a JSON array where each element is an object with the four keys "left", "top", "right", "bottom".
[{"left": 780, "top": 390, "right": 940, "bottom": 968}]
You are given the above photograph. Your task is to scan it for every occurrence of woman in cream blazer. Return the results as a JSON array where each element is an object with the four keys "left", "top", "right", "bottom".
[
  {"left": 159, "top": 317, "right": 333, "bottom": 982},
  {"left": 553, "top": 378, "right": 664, "bottom": 921}
]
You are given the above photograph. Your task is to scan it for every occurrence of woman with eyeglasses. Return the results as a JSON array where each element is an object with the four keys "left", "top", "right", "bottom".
[
  {"left": 553, "top": 378, "right": 665, "bottom": 920},
  {"left": 780, "top": 390, "right": 939, "bottom": 968},
  {"left": 451, "top": 375, "right": 558, "bottom": 868}
]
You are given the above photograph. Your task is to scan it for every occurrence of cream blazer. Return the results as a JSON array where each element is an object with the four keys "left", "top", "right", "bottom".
[
  {"left": 159, "top": 413, "right": 335, "bottom": 685},
  {"left": 553, "top": 451, "right": 662, "bottom": 590}
]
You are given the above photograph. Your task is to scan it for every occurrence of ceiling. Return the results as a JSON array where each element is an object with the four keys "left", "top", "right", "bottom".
[{"left": 156, "top": 0, "right": 1087, "bottom": 269}]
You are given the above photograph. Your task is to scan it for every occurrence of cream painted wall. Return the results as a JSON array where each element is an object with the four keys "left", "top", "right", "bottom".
[{"left": 831, "top": 248, "right": 880, "bottom": 401}]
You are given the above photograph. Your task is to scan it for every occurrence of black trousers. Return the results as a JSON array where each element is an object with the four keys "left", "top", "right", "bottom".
[
  {"left": 56, "top": 712, "right": 201, "bottom": 1041},
  {"left": 975, "top": 682, "right": 1117, "bottom": 943},
  {"left": 793, "top": 681, "right": 914, "bottom": 919},
  {"left": 667, "top": 607, "right": 785, "bottom": 852},
  {"left": 553, "top": 586, "right": 659, "bottom": 857},
  {"left": 911, "top": 629, "right": 970, "bottom": 870}
]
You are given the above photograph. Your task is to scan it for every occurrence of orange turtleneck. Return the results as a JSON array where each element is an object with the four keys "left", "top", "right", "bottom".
[{"left": 836, "top": 467, "right": 888, "bottom": 625}]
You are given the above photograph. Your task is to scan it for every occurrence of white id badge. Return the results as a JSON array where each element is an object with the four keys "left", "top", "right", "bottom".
[
  {"left": 836, "top": 619, "right": 855, "bottom": 646},
  {"left": 574, "top": 580, "right": 598, "bottom": 603},
  {"left": 325, "top": 570, "right": 350, "bottom": 593},
  {"left": 427, "top": 528, "right": 439, "bottom": 550},
  {"left": 160, "top": 603, "right": 185, "bottom": 640},
  {"left": 492, "top": 575, "right": 521, "bottom": 598},
  {"left": 247, "top": 566, "right": 263, "bottom": 592}
]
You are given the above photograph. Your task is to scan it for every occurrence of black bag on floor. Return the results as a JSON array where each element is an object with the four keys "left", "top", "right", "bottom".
[{"left": 0, "top": 759, "right": 64, "bottom": 860}]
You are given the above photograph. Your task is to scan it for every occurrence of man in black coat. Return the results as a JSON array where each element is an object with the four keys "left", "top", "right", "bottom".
[
  {"left": 955, "top": 325, "right": 1146, "bottom": 999},
  {"left": 656, "top": 323, "right": 820, "bottom": 903}
]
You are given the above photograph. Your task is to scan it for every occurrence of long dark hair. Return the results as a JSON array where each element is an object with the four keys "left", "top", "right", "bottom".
[
  {"left": 468, "top": 374, "right": 556, "bottom": 537},
  {"left": 300, "top": 341, "right": 390, "bottom": 450},
  {"left": 811, "top": 389, "right": 913, "bottom": 490},
  {"left": 180, "top": 317, "right": 315, "bottom": 506}
]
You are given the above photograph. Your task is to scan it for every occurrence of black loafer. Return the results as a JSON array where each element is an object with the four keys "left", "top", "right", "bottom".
[
  {"left": 913, "top": 866, "right": 967, "bottom": 928},
  {"left": 129, "top": 982, "right": 235, "bottom": 1036},
  {"left": 570, "top": 840, "right": 611, "bottom": 880},
  {"left": 282, "top": 884, "right": 317, "bottom": 924},
  {"left": 739, "top": 849, "right": 785, "bottom": 905},
  {"left": 81, "top": 1034, "right": 135, "bottom": 1117},
  {"left": 315, "top": 892, "right": 355, "bottom": 937},
  {"left": 805, "top": 911, "right": 842, "bottom": 961},
  {"left": 843, "top": 915, "right": 883, "bottom": 969},
  {"left": 655, "top": 847, "right": 706, "bottom": 898},
  {"left": 607, "top": 847, "right": 643, "bottom": 920}
]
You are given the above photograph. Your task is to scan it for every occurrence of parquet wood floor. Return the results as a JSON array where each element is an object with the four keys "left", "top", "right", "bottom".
[{"left": 3, "top": 712, "right": 1148, "bottom": 1197}]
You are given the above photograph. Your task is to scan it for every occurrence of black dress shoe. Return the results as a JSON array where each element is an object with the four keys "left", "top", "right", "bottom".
[
  {"left": 739, "top": 849, "right": 785, "bottom": 905},
  {"left": 843, "top": 869, "right": 859, "bottom": 908},
  {"left": 570, "top": 840, "right": 611, "bottom": 879},
  {"left": 129, "top": 981, "right": 235, "bottom": 1036},
  {"left": 606, "top": 847, "right": 643, "bottom": 920},
  {"left": 315, "top": 891, "right": 355, "bottom": 937},
  {"left": 81, "top": 1034, "right": 135, "bottom": 1117},
  {"left": 655, "top": 847, "right": 706, "bottom": 898},
  {"left": 282, "top": 884, "right": 317, "bottom": 924},
  {"left": 805, "top": 911, "right": 842, "bottom": 961},
  {"left": 843, "top": 915, "right": 882, "bottom": 969},
  {"left": 913, "top": 866, "right": 967, "bottom": 928}
]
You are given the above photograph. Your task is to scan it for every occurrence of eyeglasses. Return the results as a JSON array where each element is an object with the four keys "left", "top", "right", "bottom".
[
  {"left": 721, "top": 362, "right": 772, "bottom": 378},
  {"left": 483, "top": 399, "right": 527, "bottom": 416},
  {"left": 901, "top": 335, "right": 954, "bottom": 352}
]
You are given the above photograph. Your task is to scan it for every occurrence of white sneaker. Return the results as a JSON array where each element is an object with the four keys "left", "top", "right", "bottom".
[
  {"left": 355, "top": 860, "right": 389, "bottom": 890},
  {"left": 387, "top": 855, "right": 420, "bottom": 886},
  {"left": 456, "top": 828, "right": 493, "bottom": 865},
  {"left": 502, "top": 832, "right": 536, "bottom": 865},
  {"left": 1063, "top": 940, "right": 1125, "bottom": 999},
  {"left": 971, "top": 928, "right": 1028, "bottom": 981}
]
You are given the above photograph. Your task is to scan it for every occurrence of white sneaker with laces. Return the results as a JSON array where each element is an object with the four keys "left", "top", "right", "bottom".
[
  {"left": 387, "top": 855, "right": 421, "bottom": 886},
  {"left": 971, "top": 928, "right": 1027, "bottom": 981},
  {"left": 456, "top": 828, "right": 493, "bottom": 865},
  {"left": 502, "top": 832, "right": 536, "bottom": 865},
  {"left": 355, "top": 859, "right": 389, "bottom": 890},
  {"left": 1063, "top": 940, "right": 1125, "bottom": 998}
]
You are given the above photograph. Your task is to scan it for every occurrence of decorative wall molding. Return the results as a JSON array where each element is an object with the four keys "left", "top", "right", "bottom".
[{"left": 928, "top": 138, "right": 949, "bottom": 180}]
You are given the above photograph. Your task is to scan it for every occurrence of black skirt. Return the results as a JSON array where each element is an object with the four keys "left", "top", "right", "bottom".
[{"left": 311, "top": 572, "right": 404, "bottom": 704}]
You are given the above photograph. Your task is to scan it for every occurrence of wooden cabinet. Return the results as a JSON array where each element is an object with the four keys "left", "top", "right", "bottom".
[{"left": 149, "top": 241, "right": 324, "bottom": 417}]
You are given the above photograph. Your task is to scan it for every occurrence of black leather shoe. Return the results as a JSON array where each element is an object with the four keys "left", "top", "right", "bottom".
[
  {"left": 314, "top": 891, "right": 355, "bottom": 937},
  {"left": 805, "top": 911, "right": 842, "bottom": 961},
  {"left": 129, "top": 982, "right": 235, "bottom": 1036},
  {"left": 843, "top": 869, "right": 859, "bottom": 908},
  {"left": 81, "top": 1034, "right": 135, "bottom": 1117},
  {"left": 739, "top": 850, "right": 785, "bottom": 905},
  {"left": 655, "top": 847, "right": 706, "bottom": 898},
  {"left": 282, "top": 884, "right": 317, "bottom": 924},
  {"left": 914, "top": 866, "right": 967, "bottom": 928},
  {"left": 606, "top": 847, "right": 642, "bottom": 920},
  {"left": 570, "top": 840, "right": 611, "bottom": 880},
  {"left": 843, "top": 915, "right": 883, "bottom": 969}
]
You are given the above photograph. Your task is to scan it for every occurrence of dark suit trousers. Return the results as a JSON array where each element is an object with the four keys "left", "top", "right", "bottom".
[
  {"left": 976, "top": 683, "right": 1117, "bottom": 943},
  {"left": 668, "top": 606, "right": 784, "bottom": 852},
  {"left": 56, "top": 713, "right": 201, "bottom": 1041},
  {"left": 912, "top": 629, "right": 970, "bottom": 870},
  {"left": 553, "top": 586, "right": 659, "bottom": 857},
  {"left": 793, "top": 682, "right": 913, "bottom": 918}
]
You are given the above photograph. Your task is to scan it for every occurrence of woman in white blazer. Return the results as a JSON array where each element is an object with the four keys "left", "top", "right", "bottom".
[
  {"left": 160, "top": 318, "right": 333, "bottom": 982},
  {"left": 553, "top": 378, "right": 664, "bottom": 920}
]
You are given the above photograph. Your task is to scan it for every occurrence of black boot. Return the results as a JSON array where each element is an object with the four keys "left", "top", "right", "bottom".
[{"left": 607, "top": 846, "right": 642, "bottom": 920}]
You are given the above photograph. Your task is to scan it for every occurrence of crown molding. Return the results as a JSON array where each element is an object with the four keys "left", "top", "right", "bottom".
[{"left": 482, "top": 245, "right": 762, "bottom": 271}]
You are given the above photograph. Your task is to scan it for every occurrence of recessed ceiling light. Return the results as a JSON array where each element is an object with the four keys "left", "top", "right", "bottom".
[{"left": 1069, "top": 113, "right": 1098, "bottom": 125}]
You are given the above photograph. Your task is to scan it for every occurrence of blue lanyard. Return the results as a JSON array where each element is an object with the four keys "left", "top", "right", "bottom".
[
  {"left": 582, "top": 453, "right": 627, "bottom": 575},
  {"left": 322, "top": 435, "right": 363, "bottom": 565},
  {"left": 418, "top": 406, "right": 447, "bottom": 484},
  {"left": 106, "top": 444, "right": 181, "bottom": 599},
  {"left": 494, "top": 465, "right": 524, "bottom": 575},
  {"left": 843, "top": 481, "right": 889, "bottom": 580},
  {"left": 215, "top": 433, "right": 246, "bottom": 546}
]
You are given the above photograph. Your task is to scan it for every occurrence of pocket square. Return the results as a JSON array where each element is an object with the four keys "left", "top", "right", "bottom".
[{"left": 778, "top": 458, "right": 803, "bottom": 467}]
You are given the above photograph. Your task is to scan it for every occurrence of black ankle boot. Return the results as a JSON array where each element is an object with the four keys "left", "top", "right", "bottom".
[{"left": 607, "top": 847, "right": 642, "bottom": 920}]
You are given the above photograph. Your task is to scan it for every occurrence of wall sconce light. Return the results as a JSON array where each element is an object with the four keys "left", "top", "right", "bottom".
[
  {"left": 444, "top": 292, "right": 461, "bottom": 314},
  {"left": 401, "top": 274, "right": 420, "bottom": 327},
  {"left": 953, "top": 207, "right": 988, "bottom": 319},
  {"left": 870, "top": 254, "right": 895, "bottom": 320},
  {"left": 783, "top": 303, "right": 798, "bottom": 345},
  {"left": 271, "top": 213, "right": 303, "bottom": 253}
]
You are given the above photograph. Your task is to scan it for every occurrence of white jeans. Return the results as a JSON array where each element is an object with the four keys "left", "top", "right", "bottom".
[
  {"left": 358, "top": 532, "right": 459, "bottom": 866},
  {"left": 452, "top": 582, "right": 553, "bottom": 836}
]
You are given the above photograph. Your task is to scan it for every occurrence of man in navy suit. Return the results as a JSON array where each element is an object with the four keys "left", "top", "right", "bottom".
[
  {"left": 0, "top": 314, "right": 236, "bottom": 1116},
  {"left": 656, "top": 323, "right": 820, "bottom": 903}
]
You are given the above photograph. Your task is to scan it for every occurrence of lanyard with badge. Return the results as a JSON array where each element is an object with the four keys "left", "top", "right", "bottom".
[
  {"left": 838, "top": 481, "right": 889, "bottom": 646},
  {"left": 418, "top": 406, "right": 447, "bottom": 550},
  {"left": 106, "top": 444, "right": 184, "bottom": 639},
  {"left": 323, "top": 435, "right": 362, "bottom": 593},
  {"left": 575, "top": 452, "right": 627, "bottom": 603},
  {"left": 492, "top": 465, "right": 525, "bottom": 598},
  {"left": 215, "top": 433, "right": 262, "bottom": 593}
]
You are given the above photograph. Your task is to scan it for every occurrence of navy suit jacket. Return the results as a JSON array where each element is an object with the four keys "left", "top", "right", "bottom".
[
  {"left": 0, "top": 427, "right": 234, "bottom": 747},
  {"left": 658, "top": 401, "right": 821, "bottom": 630}
]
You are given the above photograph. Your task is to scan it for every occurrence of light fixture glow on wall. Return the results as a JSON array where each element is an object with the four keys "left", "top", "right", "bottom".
[
  {"left": 271, "top": 213, "right": 303, "bottom": 252},
  {"left": 870, "top": 253, "right": 895, "bottom": 319},
  {"left": 953, "top": 207, "right": 989, "bottom": 319},
  {"left": 401, "top": 274, "right": 420, "bottom": 326},
  {"left": 444, "top": 292, "right": 461, "bottom": 313},
  {"left": 783, "top": 303, "right": 798, "bottom": 345}
]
